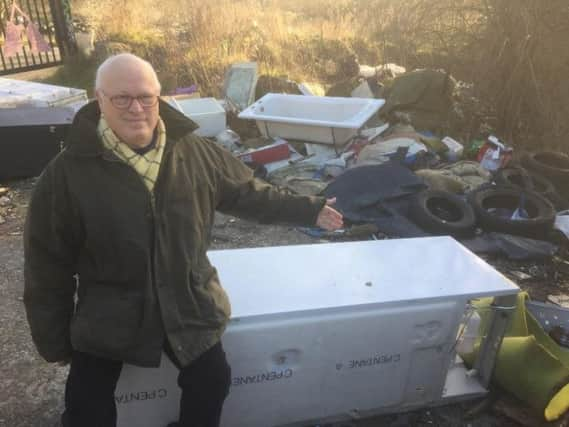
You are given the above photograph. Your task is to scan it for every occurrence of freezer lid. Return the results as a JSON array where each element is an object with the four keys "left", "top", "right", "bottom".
[
  {"left": 208, "top": 236, "right": 519, "bottom": 319},
  {"left": 0, "top": 78, "right": 87, "bottom": 110}
]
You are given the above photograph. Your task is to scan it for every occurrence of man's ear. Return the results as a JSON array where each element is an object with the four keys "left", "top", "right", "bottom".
[{"left": 95, "top": 89, "right": 103, "bottom": 106}]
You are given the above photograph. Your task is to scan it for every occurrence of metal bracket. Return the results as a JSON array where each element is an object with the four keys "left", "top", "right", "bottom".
[{"left": 473, "top": 294, "right": 518, "bottom": 387}]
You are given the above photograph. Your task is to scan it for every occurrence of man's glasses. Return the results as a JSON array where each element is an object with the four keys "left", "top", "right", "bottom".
[{"left": 100, "top": 91, "right": 159, "bottom": 110}]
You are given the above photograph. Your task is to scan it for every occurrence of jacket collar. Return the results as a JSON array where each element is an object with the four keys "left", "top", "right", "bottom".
[{"left": 65, "top": 99, "right": 199, "bottom": 157}]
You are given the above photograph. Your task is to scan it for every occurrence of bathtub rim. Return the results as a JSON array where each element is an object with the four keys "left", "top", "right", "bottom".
[{"left": 238, "top": 93, "right": 385, "bottom": 129}]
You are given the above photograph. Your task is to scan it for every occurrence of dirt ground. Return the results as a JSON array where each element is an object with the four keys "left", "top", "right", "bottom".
[{"left": 0, "top": 178, "right": 564, "bottom": 427}]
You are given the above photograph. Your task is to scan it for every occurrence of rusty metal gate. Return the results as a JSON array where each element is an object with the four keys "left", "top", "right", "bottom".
[{"left": 0, "top": 0, "right": 74, "bottom": 75}]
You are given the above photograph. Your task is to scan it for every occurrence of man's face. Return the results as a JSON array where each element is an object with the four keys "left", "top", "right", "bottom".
[{"left": 96, "top": 63, "right": 160, "bottom": 149}]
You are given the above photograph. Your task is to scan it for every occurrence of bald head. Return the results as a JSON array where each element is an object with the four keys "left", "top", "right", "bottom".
[
  {"left": 95, "top": 53, "right": 161, "bottom": 149},
  {"left": 95, "top": 53, "right": 161, "bottom": 92}
]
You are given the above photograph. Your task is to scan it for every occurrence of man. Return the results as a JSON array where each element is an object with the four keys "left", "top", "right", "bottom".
[{"left": 23, "top": 53, "right": 343, "bottom": 427}]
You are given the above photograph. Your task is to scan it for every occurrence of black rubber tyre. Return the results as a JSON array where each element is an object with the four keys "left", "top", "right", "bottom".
[
  {"left": 410, "top": 190, "right": 476, "bottom": 237},
  {"left": 526, "top": 170, "right": 557, "bottom": 194},
  {"left": 494, "top": 166, "right": 568, "bottom": 210},
  {"left": 525, "top": 170, "right": 569, "bottom": 210},
  {"left": 494, "top": 167, "right": 532, "bottom": 190},
  {"left": 468, "top": 186, "right": 555, "bottom": 238},
  {"left": 522, "top": 151, "right": 569, "bottom": 184}
]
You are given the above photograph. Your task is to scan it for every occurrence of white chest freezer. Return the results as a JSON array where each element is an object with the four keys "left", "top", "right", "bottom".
[
  {"left": 114, "top": 237, "right": 519, "bottom": 427},
  {"left": 0, "top": 78, "right": 88, "bottom": 111},
  {"left": 0, "top": 78, "right": 88, "bottom": 178}
]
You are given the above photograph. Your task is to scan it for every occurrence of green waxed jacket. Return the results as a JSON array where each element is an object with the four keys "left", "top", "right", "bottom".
[{"left": 24, "top": 100, "right": 326, "bottom": 367}]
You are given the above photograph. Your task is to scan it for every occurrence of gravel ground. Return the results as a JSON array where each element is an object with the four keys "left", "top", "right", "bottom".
[{"left": 0, "top": 178, "right": 558, "bottom": 427}]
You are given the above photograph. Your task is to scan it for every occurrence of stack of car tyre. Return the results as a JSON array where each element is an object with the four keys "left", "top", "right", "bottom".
[
  {"left": 409, "top": 151, "right": 569, "bottom": 240},
  {"left": 521, "top": 151, "right": 569, "bottom": 205}
]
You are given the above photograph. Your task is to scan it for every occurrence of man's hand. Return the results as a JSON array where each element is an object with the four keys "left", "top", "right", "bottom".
[{"left": 316, "top": 198, "right": 344, "bottom": 231}]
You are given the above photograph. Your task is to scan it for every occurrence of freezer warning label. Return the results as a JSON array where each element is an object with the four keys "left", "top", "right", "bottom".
[
  {"left": 232, "top": 368, "right": 293, "bottom": 387},
  {"left": 336, "top": 353, "right": 401, "bottom": 371}
]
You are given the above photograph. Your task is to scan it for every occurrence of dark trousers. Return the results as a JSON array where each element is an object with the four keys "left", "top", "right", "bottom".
[{"left": 61, "top": 342, "right": 231, "bottom": 427}]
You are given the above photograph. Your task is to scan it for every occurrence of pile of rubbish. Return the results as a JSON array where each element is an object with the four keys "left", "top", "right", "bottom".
[
  {"left": 3, "top": 63, "right": 569, "bottom": 263},
  {"left": 171, "top": 63, "right": 569, "bottom": 264}
]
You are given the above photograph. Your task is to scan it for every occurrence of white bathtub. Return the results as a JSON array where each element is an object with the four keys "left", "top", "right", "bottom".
[{"left": 238, "top": 93, "right": 385, "bottom": 145}]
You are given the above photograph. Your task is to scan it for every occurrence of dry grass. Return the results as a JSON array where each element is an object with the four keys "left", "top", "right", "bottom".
[
  {"left": 71, "top": 0, "right": 376, "bottom": 93},
  {"left": 471, "top": 0, "right": 569, "bottom": 150},
  {"left": 68, "top": 0, "right": 569, "bottom": 150}
]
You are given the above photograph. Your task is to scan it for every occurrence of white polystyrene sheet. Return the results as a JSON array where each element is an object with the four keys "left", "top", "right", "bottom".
[
  {"left": 210, "top": 237, "right": 519, "bottom": 320},
  {"left": 238, "top": 93, "right": 385, "bottom": 129}
]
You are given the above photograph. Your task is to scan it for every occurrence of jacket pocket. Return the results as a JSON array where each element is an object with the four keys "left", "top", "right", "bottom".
[
  {"left": 70, "top": 283, "right": 144, "bottom": 354},
  {"left": 181, "top": 266, "right": 231, "bottom": 327}
]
